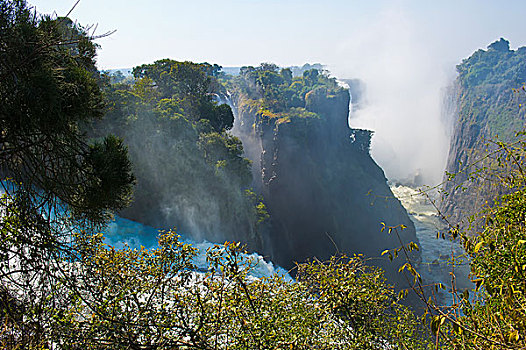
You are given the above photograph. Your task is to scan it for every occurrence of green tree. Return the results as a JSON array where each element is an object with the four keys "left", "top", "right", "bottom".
[
  {"left": 443, "top": 135, "right": 526, "bottom": 349},
  {"left": 0, "top": 1, "right": 134, "bottom": 347},
  {"left": 280, "top": 67, "right": 293, "bottom": 84},
  {"left": 36, "top": 232, "right": 431, "bottom": 349},
  {"left": 0, "top": 0, "right": 134, "bottom": 223},
  {"left": 395, "top": 131, "right": 526, "bottom": 349}
]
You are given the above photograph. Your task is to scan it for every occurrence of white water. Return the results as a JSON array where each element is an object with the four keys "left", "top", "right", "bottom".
[
  {"left": 103, "top": 216, "right": 292, "bottom": 280},
  {"left": 390, "top": 185, "right": 473, "bottom": 302}
]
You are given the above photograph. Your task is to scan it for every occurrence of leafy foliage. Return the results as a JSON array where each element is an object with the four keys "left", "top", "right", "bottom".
[
  {"left": 8, "top": 4, "right": 526, "bottom": 349},
  {"left": 0, "top": 1, "right": 134, "bottom": 224},
  {"left": 401, "top": 131, "right": 526, "bottom": 349},
  {"left": 442, "top": 39, "right": 526, "bottom": 223},
  {"left": 228, "top": 63, "right": 343, "bottom": 119},
  {"left": 445, "top": 134, "right": 526, "bottom": 349},
  {"left": 455, "top": 38, "right": 526, "bottom": 140},
  {"left": 92, "top": 59, "right": 264, "bottom": 245},
  {"left": 0, "top": 1, "right": 134, "bottom": 347},
  {"left": 10, "top": 231, "right": 431, "bottom": 349},
  {"left": 132, "top": 60, "right": 228, "bottom": 128}
]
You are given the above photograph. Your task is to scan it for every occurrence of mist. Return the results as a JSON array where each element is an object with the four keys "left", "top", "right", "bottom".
[
  {"left": 30, "top": 0, "right": 526, "bottom": 186},
  {"left": 329, "top": 8, "right": 456, "bottom": 186}
]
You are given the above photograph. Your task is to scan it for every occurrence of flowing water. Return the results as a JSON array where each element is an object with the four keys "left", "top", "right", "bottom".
[
  {"left": 390, "top": 184, "right": 473, "bottom": 303},
  {"left": 100, "top": 184, "right": 472, "bottom": 304},
  {"left": 102, "top": 216, "right": 292, "bottom": 280}
]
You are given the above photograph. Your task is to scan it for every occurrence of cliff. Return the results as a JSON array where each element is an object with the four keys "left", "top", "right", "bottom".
[
  {"left": 96, "top": 61, "right": 419, "bottom": 284},
  {"left": 227, "top": 66, "right": 419, "bottom": 281},
  {"left": 91, "top": 60, "right": 263, "bottom": 247},
  {"left": 441, "top": 39, "right": 526, "bottom": 223}
]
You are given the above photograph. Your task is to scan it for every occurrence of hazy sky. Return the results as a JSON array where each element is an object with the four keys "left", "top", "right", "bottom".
[
  {"left": 27, "top": 0, "right": 526, "bottom": 71},
  {"left": 28, "top": 0, "right": 526, "bottom": 184}
]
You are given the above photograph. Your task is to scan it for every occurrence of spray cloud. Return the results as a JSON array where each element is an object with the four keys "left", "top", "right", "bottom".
[{"left": 330, "top": 7, "right": 455, "bottom": 186}]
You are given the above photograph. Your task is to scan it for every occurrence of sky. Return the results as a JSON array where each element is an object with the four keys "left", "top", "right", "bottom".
[{"left": 29, "top": 0, "right": 526, "bottom": 184}]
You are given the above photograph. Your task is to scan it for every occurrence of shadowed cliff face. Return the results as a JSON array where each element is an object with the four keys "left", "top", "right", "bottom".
[
  {"left": 231, "top": 85, "right": 418, "bottom": 283},
  {"left": 441, "top": 39, "right": 526, "bottom": 224}
]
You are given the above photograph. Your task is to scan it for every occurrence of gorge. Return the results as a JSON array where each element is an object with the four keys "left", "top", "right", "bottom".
[
  {"left": 97, "top": 63, "right": 419, "bottom": 284},
  {"left": 100, "top": 39, "right": 526, "bottom": 295},
  {"left": 4, "top": 0, "right": 526, "bottom": 346}
]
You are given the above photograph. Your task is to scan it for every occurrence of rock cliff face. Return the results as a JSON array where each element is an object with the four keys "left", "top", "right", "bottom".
[
  {"left": 231, "top": 85, "right": 418, "bottom": 281},
  {"left": 441, "top": 39, "right": 526, "bottom": 223}
]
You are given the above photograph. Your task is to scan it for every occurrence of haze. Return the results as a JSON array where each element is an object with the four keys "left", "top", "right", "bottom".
[{"left": 29, "top": 0, "right": 526, "bottom": 185}]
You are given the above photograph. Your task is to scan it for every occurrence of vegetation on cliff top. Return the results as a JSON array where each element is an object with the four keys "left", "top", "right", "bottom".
[
  {"left": 223, "top": 63, "right": 344, "bottom": 125},
  {"left": 456, "top": 38, "right": 526, "bottom": 140},
  {"left": 90, "top": 58, "right": 269, "bottom": 243},
  {"left": 441, "top": 38, "right": 526, "bottom": 223}
]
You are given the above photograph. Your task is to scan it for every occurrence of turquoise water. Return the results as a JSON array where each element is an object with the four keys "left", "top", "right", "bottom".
[{"left": 103, "top": 216, "right": 292, "bottom": 280}]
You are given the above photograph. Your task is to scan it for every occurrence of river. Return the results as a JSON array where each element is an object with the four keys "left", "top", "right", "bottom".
[
  {"left": 391, "top": 184, "right": 473, "bottom": 304},
  {"left": 101, "top": 183, "right": 472, "bottom": 304}
]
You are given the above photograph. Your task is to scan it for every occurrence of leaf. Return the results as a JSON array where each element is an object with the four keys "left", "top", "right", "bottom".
[
  {"left": 431, "top": 315, "right": 440, "bottom": 335},
  {"left": 398, "top": 263, "right": 408, "bottom": 273},
  {"left": 453, "top": 322, "right": 463, "bottom": 335},
  {"left": 462, "top": 289, "right": 469, "bottom": 300},
  {"left": 381, "top": 249, "right": 389, "bottom": 256},
  {"left": 473, "top": 278, "right": 484, "bottom": 290},
  {"left": 398, "top": 289, "right": 409, "bottom": 299},
  {"left": 508, "top": 330, "right": 519, "bottom": 342},
  {"left": 474, "top": 241, "right": 484, "bottom": 253}
]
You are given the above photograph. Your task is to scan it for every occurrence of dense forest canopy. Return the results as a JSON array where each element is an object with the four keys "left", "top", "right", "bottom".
[
  {"left": 226, "top": 63, "right": 343, "bottom": 118},
  {"left": 90, "top": 58, "right": 267, "bottom": 247},
  {"left": 455, "top": 38, "right": 526, "bottom": 139}
]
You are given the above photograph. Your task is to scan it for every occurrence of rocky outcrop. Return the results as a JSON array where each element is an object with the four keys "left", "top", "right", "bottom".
[
  {"left": 231, "top": 86, "right": 418, "bottom": 283},
  {"left": 441, "top": 39, "right": 526, "bottom": 224}
]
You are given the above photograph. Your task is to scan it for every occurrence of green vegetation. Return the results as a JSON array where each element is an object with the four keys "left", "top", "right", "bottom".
[
  {"left": 456, "top": 38, "right": 526, "bottom": 141},
  {"left": 403, "top": 131, "right": 526, "bottom": 349},
  {"left": 224, "top": 63, "right": 344, "bottom": 128},
  {"left": 92, "top": 59, "right": 264, "bottom": 243},
  {"left": 0, "top": 0, "right": 134, "bottom": 347},
  {"left": 0, "top": 3, "right": 428, "bottom": 347},
  {"left": 2, "top": 2, "right": 526, "bottom": 349},
  {"left": 28, "top": 233, "right": 430, "bottom": 349},
  {"left": 442, "top": 39, "right": 526, "bottom": 223}
]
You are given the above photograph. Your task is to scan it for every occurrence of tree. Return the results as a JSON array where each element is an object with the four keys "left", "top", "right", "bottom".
[
  {"left": 442, "top": 134, "right": 526, "bottom": 349},
  {"left": 32, "top": 232, "right": 431, "bottom": 349},
  {"left": 0, "top": 0, "right": 134, "bottom": 222},
  {"left": 303, "top": 69, "right": 319, "bottom": 86},
  {"left": 133, "top": 59, "right": 213, "bottom": 100},
  {"left": 0, "top": 1, "right": 134, "bottom": 347},
  {"left": 393, "top": 130, "right": 526, "bottom": 349},
  {"left": 132, "top": 59, "right": 234, "bottom": 131},
  {"left": 488, "top": 37, "right": 510, "bottom": 52},
  {"left": 209, "top": 103, "right": 234, "bottom": 132},
  {"left": 280, "top": 67, "right": 293, "bottom": 84}
]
